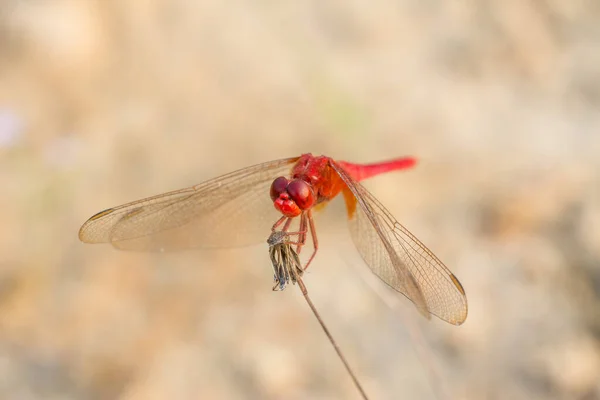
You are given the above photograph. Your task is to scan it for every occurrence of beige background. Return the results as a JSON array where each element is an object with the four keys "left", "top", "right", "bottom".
[{"left": 1, "top": 1, "right": 599, "bottom": 399}]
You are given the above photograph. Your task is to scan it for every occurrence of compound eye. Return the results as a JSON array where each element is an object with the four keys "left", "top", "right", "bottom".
[
  {"left": 286, "top": 179, "right": 315, "bottom": 210},
  {"left": 270, "top": 176, "right": 289, "bottom": 201}
]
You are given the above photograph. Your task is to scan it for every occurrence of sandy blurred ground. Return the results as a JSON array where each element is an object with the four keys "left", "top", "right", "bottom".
[{"left": 1, "top": 0, "right": 599, "bottom": 399}]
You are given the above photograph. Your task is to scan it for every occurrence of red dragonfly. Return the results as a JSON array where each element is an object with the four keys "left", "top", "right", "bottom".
[
  {"left": 79, "top": 153, "right": 468, "bottom": 325},
  {"left": 79, "top": 153, "right": 467, "bottom": 398}
]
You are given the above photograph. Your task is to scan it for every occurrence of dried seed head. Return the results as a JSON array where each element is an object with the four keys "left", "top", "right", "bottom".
[{"left": 267, "top": 231, "right": 303, "bottom": 291}]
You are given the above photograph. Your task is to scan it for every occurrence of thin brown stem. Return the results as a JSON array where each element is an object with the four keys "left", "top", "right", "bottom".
[{"left": 297, "top": 278, "right": 369, "bottom": 400}]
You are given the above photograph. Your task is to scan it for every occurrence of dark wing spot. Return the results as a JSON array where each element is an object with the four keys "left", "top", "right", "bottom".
[
  {"left": 89, "top": 208, "right": 115, "bottom": 221},
  {"left": 450, "top": 273, "right": 466, "bottom": 296}
]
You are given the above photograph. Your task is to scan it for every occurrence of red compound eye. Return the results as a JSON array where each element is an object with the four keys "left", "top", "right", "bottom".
[
  {"left": 286, "top": 179, "right": 315, "bottom": 210},
  {"left": 270, "top": 176, "right": 289, "bottom": 201}
]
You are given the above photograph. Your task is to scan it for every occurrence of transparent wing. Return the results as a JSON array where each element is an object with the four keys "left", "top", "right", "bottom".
[
  {"left": 330, "top": 161, "right": 468, "bottom": 325},
  {"left": 79, "top": 157, "right": 300, "bottom": 251}
]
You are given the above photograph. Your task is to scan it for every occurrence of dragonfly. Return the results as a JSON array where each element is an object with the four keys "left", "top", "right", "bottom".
[{"left": 79, "top": 153, "right": 468, "bottom": 399}]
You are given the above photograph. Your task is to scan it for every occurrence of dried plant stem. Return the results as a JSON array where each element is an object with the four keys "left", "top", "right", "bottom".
[{"left": 297, "top": 278, "right": 369, "bottom": 400}]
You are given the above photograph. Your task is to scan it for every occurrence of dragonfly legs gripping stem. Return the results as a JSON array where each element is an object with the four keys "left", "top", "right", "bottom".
[
  {"left": 303, "top": 209, "right": 319, "bottom": 272},
  {"left": 268, "top": 230, "right": 304, "bottom": 291},
  {"left": 271, "top": 212, "right": 319, "bottom": 272}
]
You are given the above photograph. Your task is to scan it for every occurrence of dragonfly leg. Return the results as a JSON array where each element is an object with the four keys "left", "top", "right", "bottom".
[
  {"left": 281, "top": 227, "right": 307, "bottom": 247},
  {"left": 303, "top": 209, "right": 319, "bottom": 271},
  {"left": 282, "top": 217, "right": 293, "bottom": 232},
  {"left": 272, "top": 216, "right": 287, "bottom": 231},
  {"left": 271, "top": 216, "right": 306, "bottom": 247},
  {"left": 284, "top": 230, "right": 306, "bottom": 236},
  {"left": 296, "top": 213, "right": 308, "bottom": 254}
]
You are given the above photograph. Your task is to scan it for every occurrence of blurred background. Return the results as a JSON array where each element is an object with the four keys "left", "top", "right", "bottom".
[{"left": 1, "top": 1, "right": 599, "bottom": 399}]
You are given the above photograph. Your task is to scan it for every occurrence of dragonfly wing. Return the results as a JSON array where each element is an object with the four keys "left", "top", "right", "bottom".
[
  {"left": 79, "top": 157, "right": 299, "bottom": 251},
  {"left": 330, "top": 161, "right": 468, "bottom": 325}
]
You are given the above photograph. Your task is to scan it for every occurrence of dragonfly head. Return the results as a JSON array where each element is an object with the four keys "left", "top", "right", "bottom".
[{"left": 270, "top": 176, "right": 315, "bottom": 217}]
